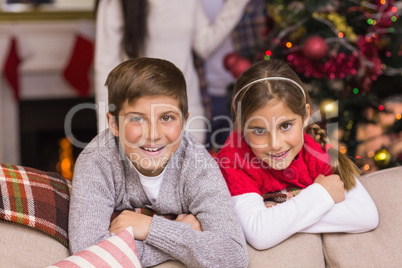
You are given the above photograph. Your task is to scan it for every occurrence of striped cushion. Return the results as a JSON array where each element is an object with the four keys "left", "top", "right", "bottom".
[{"left": 48, "top": 227, "right": 141, "bottom": 268}]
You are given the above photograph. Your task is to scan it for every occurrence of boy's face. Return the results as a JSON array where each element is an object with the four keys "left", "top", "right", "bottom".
[{"left": 108, "top": 96, "right": 187, "bottom": 176}]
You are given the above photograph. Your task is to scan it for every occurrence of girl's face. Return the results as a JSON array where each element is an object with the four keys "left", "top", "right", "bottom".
[
  {"left": 244, "top": 99, "right": 310, "bottom": 170},
  {"left": 108, "top": 96, "right": 187, "bottom": 176}
]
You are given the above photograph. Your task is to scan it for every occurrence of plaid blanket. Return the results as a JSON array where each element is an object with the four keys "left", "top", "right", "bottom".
[
  {"left": 0, "top": 163, "right": 70, "bottom": 247},
  {"left": 262, "top": 188, "right": 303, "bottom": 203},
  {"left": 231, "top": 0, "right": 268, "bottom": 56}
]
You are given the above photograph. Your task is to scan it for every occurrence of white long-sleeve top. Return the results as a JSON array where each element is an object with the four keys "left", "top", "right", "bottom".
[
  {"left": 95, "top": 0, "right": 249, "bottom": 140},
  {"left": 232, "top": 178, "right": 379, "bottom": 250}
]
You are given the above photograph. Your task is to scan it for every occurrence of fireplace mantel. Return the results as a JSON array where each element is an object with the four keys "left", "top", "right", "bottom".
[{"left": 0, "top": 20, "right": 94, "bottom": 165}]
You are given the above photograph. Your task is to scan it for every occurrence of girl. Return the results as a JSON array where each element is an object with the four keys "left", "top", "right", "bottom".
[{"left": 216, "top": 59, "right": 379, "bottom": 250}]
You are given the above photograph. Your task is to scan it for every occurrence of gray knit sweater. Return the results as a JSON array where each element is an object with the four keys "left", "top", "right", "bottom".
[{"left": 68, "top": 130, "right": 248, "bottom": 268}]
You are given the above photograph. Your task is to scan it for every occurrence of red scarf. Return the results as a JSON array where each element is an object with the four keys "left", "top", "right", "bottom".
[{"left": 217, "top": 131, "right": 332, "bottom": 196}]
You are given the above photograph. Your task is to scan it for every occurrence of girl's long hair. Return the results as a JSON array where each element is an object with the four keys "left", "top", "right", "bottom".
[
  {"left": 233, "top": 59, "right": 358, "bottom": 190},
  {"left": 305, "top": 124, "right": 359, "bottom": 190},
  {"left": 95, "top": 0, "right": 149, "bottom": 58}
]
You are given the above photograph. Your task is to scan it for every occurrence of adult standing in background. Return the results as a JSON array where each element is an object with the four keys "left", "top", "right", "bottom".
[
  {"left": 201, "top": 0, "right": 236, "bottom": 150},
  {"left": 201, "top": 0, "right": 268, "bottom": 150},
  {"left": 94, "top": 0, "right": 250, "bottom": 143}
]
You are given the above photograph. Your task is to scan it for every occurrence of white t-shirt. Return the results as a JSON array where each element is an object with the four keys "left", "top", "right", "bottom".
[
  {"left": 137, "top": 170, "right": 165, "bottom": 204},
  {"left": 127, "top": 162, "right": 165, "bottom": 204},
  {"left": 128, "top": 159, "right": 165, "bottom": 204}
]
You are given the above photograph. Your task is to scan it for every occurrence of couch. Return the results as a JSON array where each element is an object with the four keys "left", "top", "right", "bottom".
[{"left": 1, "top": 166, "right": 401, "bottom": 268}]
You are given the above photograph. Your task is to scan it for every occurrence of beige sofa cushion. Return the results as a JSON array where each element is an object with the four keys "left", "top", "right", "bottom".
[
  {"left": 153, "top": 233, "right": 325, "bottom": 268},
  {"left": 0, "top": 222, "right": 70, "bottom": 268},
  {"left": 322, "top": 167, "right": 402, "bottom": 267},
  {"left": 247, "top": 233, "right": 325, "bottom": 268}
]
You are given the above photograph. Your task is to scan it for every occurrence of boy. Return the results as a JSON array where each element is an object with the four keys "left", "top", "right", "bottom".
[{"left": 68, "top": 58, "right": 248, "bottom": 268}]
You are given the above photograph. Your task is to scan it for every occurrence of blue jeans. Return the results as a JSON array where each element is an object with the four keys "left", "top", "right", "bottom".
[{"left": 205, "top": 95, "right": 232, "bottom": 150}]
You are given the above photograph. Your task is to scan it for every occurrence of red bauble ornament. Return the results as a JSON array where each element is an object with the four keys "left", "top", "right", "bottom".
[
  {"left": 224, "top": 52, "right": 251, "bottom": 78},
  {"left": 230, "top": 57, "right": 252, "bottom": 78},
  {"left": 303, "top": 36, "right": 328, "bottom": 60},
  {"left": 223, "top": 52, "right": 241, "bottom": 71}
]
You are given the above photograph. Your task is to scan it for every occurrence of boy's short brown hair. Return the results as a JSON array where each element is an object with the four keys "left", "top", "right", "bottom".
[{"left": 106, "top": 57, "right": 188, "bottom": 123}]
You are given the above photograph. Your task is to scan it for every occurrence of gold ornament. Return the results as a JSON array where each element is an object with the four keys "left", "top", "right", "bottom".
[
  {"left": 289, "top": 27, "right": 307, "bottom": 42},
  {"left": 373, "top": 148, "right": 391, "bottom": 168},
  {"left": 313, "top": 12, "right": 357, "bottom": 42},
  {"left": 320, "top": 99, "right": 339, "bottom": 119}
]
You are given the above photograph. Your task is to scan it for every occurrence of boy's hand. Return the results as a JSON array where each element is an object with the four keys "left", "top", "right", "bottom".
[
  {"left": 176, "top": 214, "right": 202, "bottom": 231},
  {"left": 314, "top": 174, "right": 345, "bottom": 204},
  {"left": 109, "top": 210, "right": 152, "bottom": 240}
]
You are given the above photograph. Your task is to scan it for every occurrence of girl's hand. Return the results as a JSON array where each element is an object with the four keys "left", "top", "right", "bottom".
[
  {"left": 109, "top": 210, "right": 152, "bottom": 240},
  {"left": 314, "top": 174, "right": 345, "bottom": 204},
  {"left": 175, "top": 214, "right": 202, "bottom": 231}
]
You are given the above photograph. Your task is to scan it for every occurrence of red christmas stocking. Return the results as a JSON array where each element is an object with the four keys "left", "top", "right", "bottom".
[
  {"left": 2, "top": 36, "right": 21, "bottom": 101},
  {"left": 62, "top": 32, "right": 94, "bottom": 97}
]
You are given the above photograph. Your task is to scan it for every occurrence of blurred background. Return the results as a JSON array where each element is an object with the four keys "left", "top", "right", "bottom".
[
  {"left": 228, "top": 0, "right": 402, "bottom": 175},
  {"left": 0, "top": 0, "right": 95, "bottom": 180},
  {"left": 0, "top": 0, "right": 401, "bottom": 179}
]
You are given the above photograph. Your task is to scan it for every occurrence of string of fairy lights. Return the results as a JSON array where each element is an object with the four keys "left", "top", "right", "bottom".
[{"left": 262, "top": 0, "right": 402, "bottom": 172}]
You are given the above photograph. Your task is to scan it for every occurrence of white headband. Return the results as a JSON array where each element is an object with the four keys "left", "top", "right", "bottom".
[{"left": 232, "top": 77, "right": 306, "bottom": 112}]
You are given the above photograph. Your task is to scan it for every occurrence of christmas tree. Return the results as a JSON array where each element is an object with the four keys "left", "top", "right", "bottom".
[{"left": 226, "top": 0, "right": 402, "bottom": 173}]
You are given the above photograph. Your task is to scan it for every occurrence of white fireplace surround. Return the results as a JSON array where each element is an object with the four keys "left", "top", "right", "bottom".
[{"left": 0, "top": 20, "right": 94, "bottom": 165}]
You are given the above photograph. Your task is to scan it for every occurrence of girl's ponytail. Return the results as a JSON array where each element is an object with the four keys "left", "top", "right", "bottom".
[
  {"left": 305, "top": 123, "right": 327, "bottom": 149},
  {"left": 305, "top": 123, "right": 359, "bottom": 190}
]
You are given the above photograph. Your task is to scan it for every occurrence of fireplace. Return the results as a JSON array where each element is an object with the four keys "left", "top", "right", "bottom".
[
  {"left": 0, "top": 19, "right": 97, "bottom": 177},
  {"left": 19, "top": 97, "right": 97, "bottom": 177}
]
